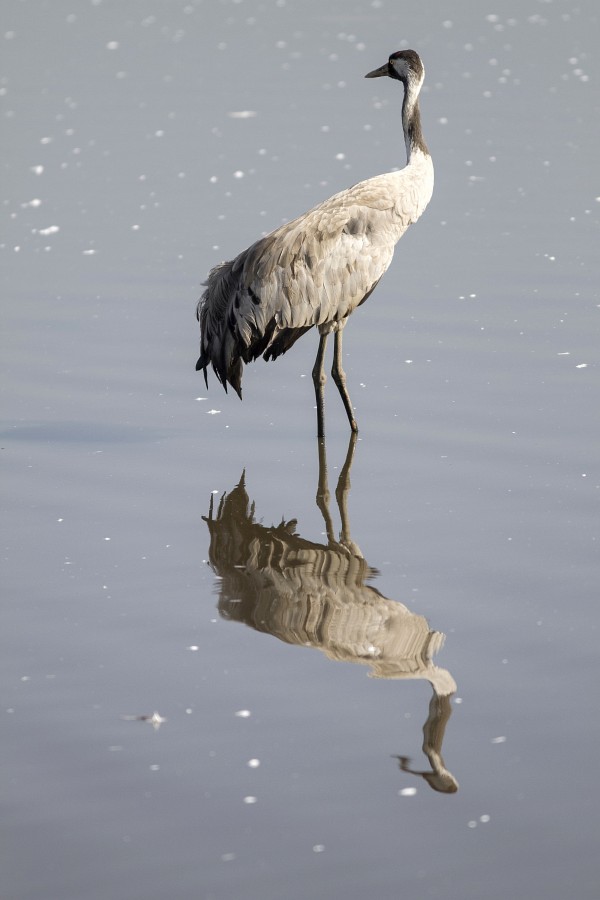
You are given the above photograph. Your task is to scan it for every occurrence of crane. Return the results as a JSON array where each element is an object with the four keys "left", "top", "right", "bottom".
[{"left": 196, "top": 49, "right": 433, "bottom": 437}]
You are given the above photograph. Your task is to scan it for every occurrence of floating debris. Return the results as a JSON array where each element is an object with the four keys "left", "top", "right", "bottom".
[{"left": 120, "top": 711, "right": 167, "bottom": 730}]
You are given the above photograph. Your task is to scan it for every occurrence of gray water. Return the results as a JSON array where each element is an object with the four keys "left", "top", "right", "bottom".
[{"left": 2, "top": 2, "right": 599, "bottom": 898}]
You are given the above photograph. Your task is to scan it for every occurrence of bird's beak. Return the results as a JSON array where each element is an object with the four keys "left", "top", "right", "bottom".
[{"left": 365, "top": 62, "right": 390, "bottom": 79}]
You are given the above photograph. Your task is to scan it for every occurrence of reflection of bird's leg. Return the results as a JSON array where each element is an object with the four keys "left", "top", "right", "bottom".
[
  {"left": 332, "top": 328, "right": 358, "bottom": 433},
  {"left": 315, "top": 435, "right": 335, "bottom": 544},
  {"left": 312, "top": 334, "right": 329, "bottom": 439},
  {"left": 336, "top": 432, "right": 361, "bottom": 556}
]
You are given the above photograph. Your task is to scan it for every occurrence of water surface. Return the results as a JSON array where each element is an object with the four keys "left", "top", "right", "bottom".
[{"left": 2, "top": 2, "right": 599, "bottom": 898}]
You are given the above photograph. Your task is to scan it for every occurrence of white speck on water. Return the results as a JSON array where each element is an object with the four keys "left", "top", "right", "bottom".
[
  {"left": 235, "top": 709, "right": 251, "bottom": 718},
  {"left": 22, "top": 198, "right": 42, "bottom": 208},
  {"left": 206, "top": 409, "right": 221, "bottom": 415},
  {"left": 335, "top": 152, "right": 345, "bottom": 160},
  {"left": 31, "top": 165, "right": 44, "bottom": 175},
  {"left": 106, "top": 41, "right": 119, "bottom": 50},
  {"left": 491, "top": 736, "right": 507, "bottom": 744},
  {"left": 233, "top": 170, "right": 244, "bottom": 179},
  {"left": 480, "top": 814, "right": 491, "bottom": 823},
  {"left": 468, "top": 820, "right": 478, "bottom": 829},
  {"left": 243, "top": 796, "right": 257, "bottom": 804},
  {"left": 399, "top": 787, "right": 417, "bottom": 796},
  {"left": 312, "top": 844, "right": 326, "bottom": 853},
  {"left": 149, "top": 764, "right": 160, "bottom": 771},
  {"left": 38, "top": 225, "right": 60, "bottom": 236},
  {"left": 82, "top": 249, "right": 97, "bottom": 255},
  {"left": 148, "top": 712, "right": 166, "bottom": 728},
  {"left": 228, "top": 110, "right": 257, "bottom": 118},
  {"left": 247, "top": 758, "right": 260, "bottom": 768},
  {"left": 221, "top": 853, "right": 236, "bottom": 862},
  {"left": 575, "top": 363, "right": 588, "bottom": 369},
  {"left": 188, "top": 645, "right": 199, "bottom": 652}
]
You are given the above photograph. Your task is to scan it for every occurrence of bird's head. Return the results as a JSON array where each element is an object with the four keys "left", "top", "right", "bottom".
[{"left": 365, "top": 49, "right": 424, "bottom": 87}]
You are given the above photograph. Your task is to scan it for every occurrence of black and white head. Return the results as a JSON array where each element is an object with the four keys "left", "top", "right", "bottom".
[{"left": 365, "top": 49, "right": 425, "bottom": 91}]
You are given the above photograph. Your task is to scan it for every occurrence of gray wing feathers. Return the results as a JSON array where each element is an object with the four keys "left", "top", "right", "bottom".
[{"left": 196, "top": 167, "right": 430, "bottom": 396}]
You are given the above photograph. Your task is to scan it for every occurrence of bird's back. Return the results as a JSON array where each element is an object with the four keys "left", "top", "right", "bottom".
[{"left": 196, "top": 152, "right": 433, "bottom": 396}]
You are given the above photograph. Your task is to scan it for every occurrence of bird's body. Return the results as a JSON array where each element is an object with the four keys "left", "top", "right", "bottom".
[{"left": 196, "top": 49, "right": 433, "bottom": 435}]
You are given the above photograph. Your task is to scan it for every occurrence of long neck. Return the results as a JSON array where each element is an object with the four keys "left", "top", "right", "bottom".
[{"left": 402, "top": 84, "right": 429, "bottom": 163}]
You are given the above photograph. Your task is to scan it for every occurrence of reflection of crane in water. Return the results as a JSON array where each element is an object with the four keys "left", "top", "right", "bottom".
[{"left": 203, "top": 435, "right": 458, "bottom": 793}]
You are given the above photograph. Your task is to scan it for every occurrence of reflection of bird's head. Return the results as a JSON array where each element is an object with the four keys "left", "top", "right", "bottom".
[{"left": 423, "top": 770, "right": 459, "bottom": 794}]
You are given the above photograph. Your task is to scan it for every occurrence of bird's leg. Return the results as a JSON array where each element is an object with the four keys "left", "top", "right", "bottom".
[
  {"left": 332, "top": 329, "right": 358, "bottom": 433},
  {"left": 312, "top": 333, "right": 328, "bottom": 439}
]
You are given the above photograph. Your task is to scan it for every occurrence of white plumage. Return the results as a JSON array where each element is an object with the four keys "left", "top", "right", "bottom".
[{"left": 196, "top": 49, "right": 433, "bottom": 436}]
